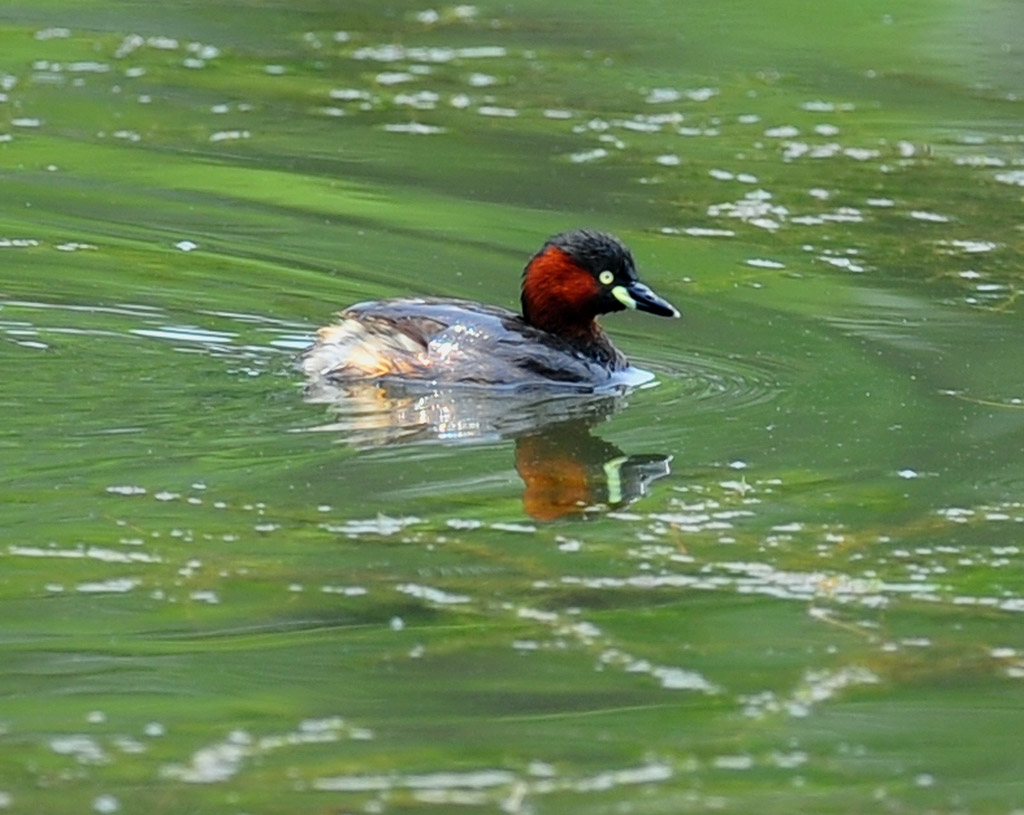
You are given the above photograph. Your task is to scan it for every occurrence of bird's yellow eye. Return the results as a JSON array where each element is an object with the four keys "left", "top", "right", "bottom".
[{"left": 598, "top": 270, "right": 614, "bottom": 286}]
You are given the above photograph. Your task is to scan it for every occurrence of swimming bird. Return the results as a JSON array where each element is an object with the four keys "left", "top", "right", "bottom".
[{"left": 300, "top": 228, "right": 679, "bottom": 390}]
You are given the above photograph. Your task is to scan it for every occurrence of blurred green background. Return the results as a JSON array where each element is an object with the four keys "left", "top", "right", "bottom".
[{"left": 2, "top": 1, "right": 1024, "bottom": 813}]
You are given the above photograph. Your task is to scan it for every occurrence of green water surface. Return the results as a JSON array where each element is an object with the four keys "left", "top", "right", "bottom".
[{"left": 2, "top": 1, "right": 1024, "bottom": 813}]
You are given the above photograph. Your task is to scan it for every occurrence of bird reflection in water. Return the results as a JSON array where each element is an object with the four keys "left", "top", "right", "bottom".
[{"left": 302, "top": 380, "right": 671, "bottom": 520}]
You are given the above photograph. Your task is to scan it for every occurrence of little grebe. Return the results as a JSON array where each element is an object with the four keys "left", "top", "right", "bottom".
[{"left": 300, "top": 229, "right": 679, "bottom": 390}]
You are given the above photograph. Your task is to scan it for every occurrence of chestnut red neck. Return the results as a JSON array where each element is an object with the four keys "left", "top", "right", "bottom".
[{"left": 521, "top": 246, "right": 602, "bottom": 339}]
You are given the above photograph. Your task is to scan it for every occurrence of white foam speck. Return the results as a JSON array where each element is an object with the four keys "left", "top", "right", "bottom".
[
  {"left": 322, "top": 585, "right": 368, "bottom": 596},
  {"left": 909, "top": 210, "right": 950, "bottom": 223},
  {"left": 147, "top": 36, "right": 179, "bottom": 50},
  {"left": 490, "top": 523, "right": 537, "bottom": 533},
  {"left": 685, "top": 87, "right": 717, "bottom": 101},
  {"left": 478, "top": 105, "right": 517, "bottom": 117},
  {"left": 943, "top": 239, "right": 998, "bottom": 253},
  {"left": 447, "top": 519, "right": 483, "bottom": 530},
  {"left": 819, "top": 255, "right": 864, "bottom": 273},
  {"left": 131, "top": 326, "right": 235, "bottom": 343},
  {"left": 329, "top": 88, "right": 372, "bottom": 101},
  {"left": 106, "top": 485, "right": 146, "bottom": 495},
  {"left": 456, "top": 45, "right": 505, "bottom": 58},
  {"left": 569, "top": 147, "right": 608, "bottom": 163},
  {"left": 844, "top": 147, "right": 880, "bottom": 161},
  {"left": 161, "top": 732, "right": 250, "bottom": 782},
  {"left": 713, "top": 754, "right": 754, "bottom": 770},
  {"left": 50, "top": 735, "right": 108, "bottom": 764},
  {"left": 8, "top": 545, "right": 161, "bottom": 564},
  {"left": 396, "top": 583, "right": 470, "bottom": 605},
  {"left": 93, "top": 794, "right": 120, "bottom": 813},
  {"left": 645, "top": 87, "right": 681, "bottom": 104},
  {"left": 209, "top": 130, "right": 250, "bottom": 142},
  {"left": 77, "top": 578, "right": 140, "bottom": 593},
  {"left": 680, "top": 226, "right": 735, "bottom": 237},
  {"left": 995, "top": 170, "right": 1024, "bottom": 186},
  {"left": 394, "top": 90, "right": 440, "bottom": 109},
  {"left": 376, "top": 71, "right": 413, "bottom": 85},
  {"left": 577, "top": 763, "right": 673, "bottom": 792},
  {"left": 769, "top": 750, "right": 808, "bottom": 769},
  {"left": 653, "top": 666, "right": 718, "bottom": 691},
  {"left": 382, "top": 122, "right": 446, "bottom": 134},
  {"left": 35, "top": 27, "right": 72, "bottom": 40},
  {"left": 321, "top": 515, "right": 422, "bottom": 536}
]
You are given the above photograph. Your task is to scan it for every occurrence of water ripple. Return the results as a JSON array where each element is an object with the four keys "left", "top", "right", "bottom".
[{"left": 645, "top": 349, "right": 785, "bottom": 413}]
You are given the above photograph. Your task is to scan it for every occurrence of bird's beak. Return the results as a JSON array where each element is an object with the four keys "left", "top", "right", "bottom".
[{"left": 611, "top": 280, "right": 680, "bottom": 318}]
